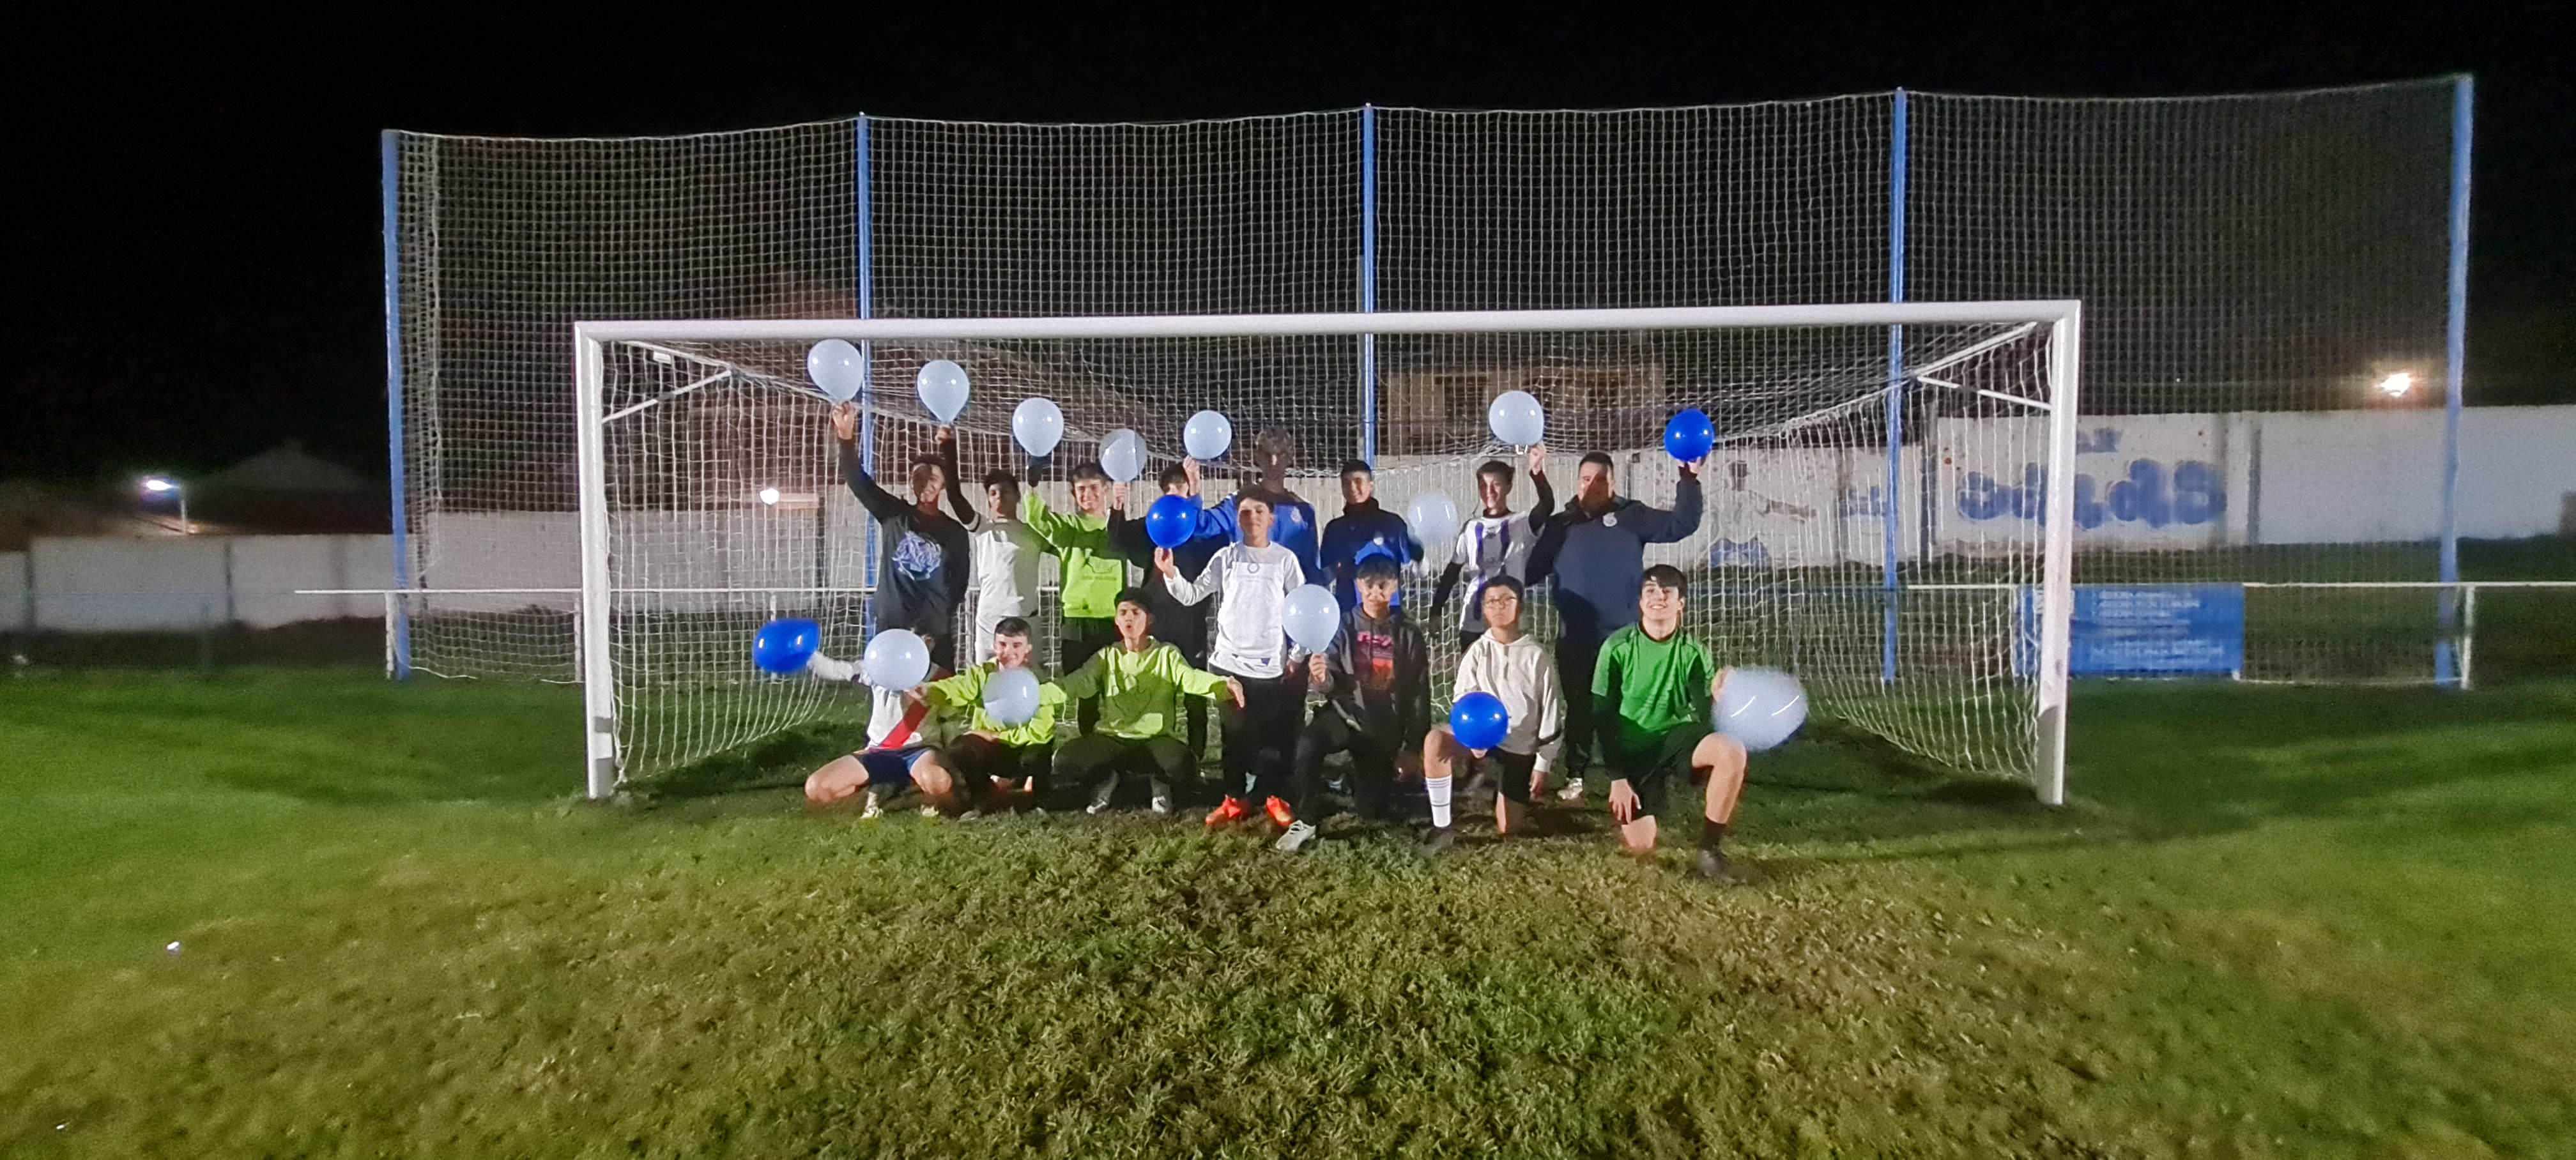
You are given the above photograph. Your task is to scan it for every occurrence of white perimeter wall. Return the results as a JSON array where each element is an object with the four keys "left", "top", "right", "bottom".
[{"left": 2, "top": 535, "right": 393, "bottom": 632}]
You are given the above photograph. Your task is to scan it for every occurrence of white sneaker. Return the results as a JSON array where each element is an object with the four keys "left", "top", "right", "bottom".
[
  {"left": 1149, "top": 779, "right": 1173, "bottom": 816},
  {"left": 861, "top": 789, "right": 887, "bottom": 819},
  {"left": 1087, "top": 773, "right": 1120, "bottom": 815},
  {"left": 1556, "top": 777, "right": 1586, "bottom": 802},
  {"left": 1274, "top": 820, "right": 1318, "bottom": 853},
  {"left": 919, "top": 804, "right": 941, "bottom": 818}
]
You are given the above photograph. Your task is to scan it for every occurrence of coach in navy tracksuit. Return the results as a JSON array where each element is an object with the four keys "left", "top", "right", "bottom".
[{"left": 1528, "top": 450, "right": 1703, "bottom": 798}]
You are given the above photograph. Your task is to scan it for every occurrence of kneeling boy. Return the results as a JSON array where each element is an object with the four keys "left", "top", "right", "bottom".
[
  {"left": 1593, "top": 565, "right": 1749, "bottom": 880},
  {"left": 1419, "top": 574, "right": 1564, "bottom": 854},
  {"left": 919, "top": 616, "right": 1066, "bottom": 804},
  {"left": 1048, "top": 590, "right": 1245, "bottom": 814},
  {"left": 801, "top": 634, "right": 965, "bottom": 818}
]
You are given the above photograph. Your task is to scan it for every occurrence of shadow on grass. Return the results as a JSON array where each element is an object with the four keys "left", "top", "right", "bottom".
[{"left": 631, "top": 722, "right": 864, "bottom": 802}]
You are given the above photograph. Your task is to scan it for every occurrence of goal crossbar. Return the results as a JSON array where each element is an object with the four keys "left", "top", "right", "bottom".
[{"left": 572, "top": 301, "right": 2083, "bottom": 806}]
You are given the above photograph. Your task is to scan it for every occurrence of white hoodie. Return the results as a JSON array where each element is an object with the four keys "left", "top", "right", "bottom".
[{"left": 1452, "top": 631, "right": 1565, "bottom": 770}]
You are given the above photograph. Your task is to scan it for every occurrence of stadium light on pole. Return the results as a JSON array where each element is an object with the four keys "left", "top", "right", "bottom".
[
  {"left": 757, "top": 486, "right": 781, "bottom": 507},
  {"left": 141, "top": 476, "right": 188, "bottom": 533}
]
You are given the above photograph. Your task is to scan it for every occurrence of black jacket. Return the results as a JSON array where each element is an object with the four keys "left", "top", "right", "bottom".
[{"left": 1317, "top": 606, "right": 1431, "bottom": 747}]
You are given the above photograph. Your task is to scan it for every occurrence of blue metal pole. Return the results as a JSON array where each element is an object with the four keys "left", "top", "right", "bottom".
[
  {"left": 1881, "top": 90, "right": 1908, "bottom": 686},
  {"left": 1359, "top": 105, "right": 1379, "bottom": 464},
  {"left": 2436, "top": 75, "right": 2472, "bottom": 687},
  {"left": 854, "top": 116, "right": 879, "bottom": 634},
  {"left": 379, "top": 130, "right": 413, "bottom": 681}
]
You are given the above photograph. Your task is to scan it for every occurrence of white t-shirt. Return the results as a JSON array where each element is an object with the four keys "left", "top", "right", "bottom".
[
  {"left": 1452, "top": 632, "right": 1565, "bottom": 769},
  {"left": 1449, "top": 509, "right": 1546, "bottom": 632},
  {"left": 1165, "top": 541, "right": 1302, "bottom": 680},
  {"left": 960, "top": 512, "right": 1045, "bottom": 620}
]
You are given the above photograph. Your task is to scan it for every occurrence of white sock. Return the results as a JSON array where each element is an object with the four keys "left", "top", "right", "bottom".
[
  {"left": 806, "top": 652, "right": 859, "bottom": 683},
  {"left": 1427, "top": 774, "right": 1453, "bottom": 828}
]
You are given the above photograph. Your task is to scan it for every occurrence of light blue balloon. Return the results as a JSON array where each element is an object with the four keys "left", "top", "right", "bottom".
[
  {"left": 983, "top": 666, "right": 1041, "bottom": 727},
  {"left": 1012, "top": 397, "right": 1065, "bottom": 458},
  {"left": 861, "top": 629, "right": 931, "bottom": 692},
  {"left": 1283, "top": 583, "right": 1342, "bottom": 653},
  {"left": 916, "top": 359, "right": 970, "bottom": 422},
  {"left": 1183, "top": 410, "right": 1232, "bottom": 460},
  {"left": 1715, "top": 666, "right": 1807, "bottom": 752},
  {"left": 1405, "top": 491, "right": 1459, "bottom": 551},
  {"left": 1487, "top": 390, "right": 1545, "bottom": 446},
  {"left": 1099, "top": 428, "right": 1146, "bottom": 483},
  {"left": 806, "top": 339, "right": 865, "bottom": 404}
]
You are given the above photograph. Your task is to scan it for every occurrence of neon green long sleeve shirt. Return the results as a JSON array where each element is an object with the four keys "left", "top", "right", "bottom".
[
  {"left": 921, "top": 663, "right": 1069, "bottom": 749},
  {"left": 1020, "top": 492, "right": 1128, "bottom": 620},
  {"left": 1046, "top": 641, "right": 1232, "bottom": 741}
]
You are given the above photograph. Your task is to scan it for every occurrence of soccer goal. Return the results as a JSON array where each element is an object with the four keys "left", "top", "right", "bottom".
[{"left": 572, "top": 301, "right": 2081, "bottom": 804}]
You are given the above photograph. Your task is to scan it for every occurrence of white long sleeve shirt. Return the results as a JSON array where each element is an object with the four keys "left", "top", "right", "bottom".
[
  {"left": 1452, "top": 631, "right": 1565, "bottom": 771},
  {"left": 1164, "top": 541, "right": 1301, "bottom": 680},
  {"left": 962, "top": 512, "right": 1045, "bottom": 622}
]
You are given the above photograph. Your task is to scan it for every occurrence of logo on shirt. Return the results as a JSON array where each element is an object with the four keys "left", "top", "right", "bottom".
[
  {"left": 893, "top": 531, "right": 945, "bottom": 580},
  {"left": 1601, "top": 514, "right": 1619, "bottom": 528}
]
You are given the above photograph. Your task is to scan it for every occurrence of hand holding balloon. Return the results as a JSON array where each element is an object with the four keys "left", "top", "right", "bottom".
[
  {"left": 1449, "top": 691, "right": 1510, "bottom": 752},
  {"left": 829, "top": 402, "right": 859, "bottom": 444},
  {"left": 982, "top": 668, "right": 1042, "bottom": 726}
]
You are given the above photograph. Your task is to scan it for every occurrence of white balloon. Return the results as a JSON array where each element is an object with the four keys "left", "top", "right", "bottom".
[
  {"left": 1487, "top": 389, "right": 1545, "bottom": 446},
  {"left": 1282, "top": 584, "right": 1341, "bottom": 653},
  {"left": 1183, "top": 410, "right": 1233, "bottom": 461},
  {"left": 1011, "top": 397, "right": 1066, "bottom": 459},
  {"left": 807, "top": 339, "right": 866, "bottom": 404},
  {"left": 860, "top": 629, "right": 931, "bottom": 692},
  {"left": 1099, "top": 428, "right": 1147, "bottom": 483},
  {"left": 982, "top": 667, "right": 1042, "bottom": 727},
  {"left": 1405, "top": 491, "right": 1460, "bottom": 551},
  {"left": 915, "top": 359, "right": 970, "bottom": 422},
  {"left": 1715, "top": 666, "right": 1808, "bottom": 752}
]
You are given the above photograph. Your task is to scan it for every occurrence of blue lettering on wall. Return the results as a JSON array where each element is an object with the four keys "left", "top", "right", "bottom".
[
  {"left": 1839, "top": 485, "right": 1887, "bottom": 517},
  {"left": 1708, "top": 538, "right": 1772, "bottom": 569},
  {"left": 1963, "top": 459, "right": 2227, "bottom": 530}
]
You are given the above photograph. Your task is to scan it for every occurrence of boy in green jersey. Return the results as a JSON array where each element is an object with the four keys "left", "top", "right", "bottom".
[
  {"left": 1023, "top": 461, "right": 1130, "bottom": 733},
  {"left": 917, "top": 616, "right": 1068, "bottom": 805},
  {"left": 1048, "top": 589, "right": 1246, "bottom": 815},
  {"left": 1591, "top": 564, "right": 1750, "bottom": 881}
]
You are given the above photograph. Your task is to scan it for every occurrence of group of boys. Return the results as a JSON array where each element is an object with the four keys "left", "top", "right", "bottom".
[{"left": 797, "top": 401, "right": 1754, "bottom": 876}]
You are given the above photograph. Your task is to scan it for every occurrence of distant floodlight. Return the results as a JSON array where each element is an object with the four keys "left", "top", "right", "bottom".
[
  {"left": 757, "top": 486, "right": 782, "bottom": 507},
  {"left": 2375, "top": 371, "right": 2415, "bottom": 399},
  {"left": 141, "top": 477, "right": 178, "bottom": 493}
]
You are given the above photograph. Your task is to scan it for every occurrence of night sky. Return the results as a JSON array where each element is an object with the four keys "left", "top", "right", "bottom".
[{"left": 5, "top": 7, "right": 2568, "bottom": 485}]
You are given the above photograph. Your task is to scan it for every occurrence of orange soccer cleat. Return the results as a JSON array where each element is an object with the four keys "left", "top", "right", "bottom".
[
  {"left": 1204, "top": 796, "right": 1250, "bottom": 828},
  {"left": 1263, "top": 796, "right": 1295, "bottom": 830}
]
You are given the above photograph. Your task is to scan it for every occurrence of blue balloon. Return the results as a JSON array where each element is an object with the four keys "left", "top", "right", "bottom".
[
  {"left": 1282, "top": 583, "right": 1341, "bottom": 653},
  {"left": 861, "top": 629, "right": 931, "bottom": 691},
  {"left": 1145, "top": 493, "right": 1198, "bottom": 549},
  {"left": 1487, "top": 390, "right": 1545, "bottom": 446},
  {"left": 751, "top": 618, "right": 821, "bottom": 675},
  {"left": 1715, "top": 666, "right": 1807, "bottom": 752},
  {"left": 1450, "top": 691, "right": 1510, "bottom": 751},
  {"left": 1183, "top": 409, "right": 1232, "bottom": 460},
  {"left": 1664, "top": 408, "right": 1716, "bottom": 463},
  {"left": 982, "top": 667, "right": 1041, "bottom": 727},
  {"left": 916, "top": 359, "right": 970, "bottom": 422}
]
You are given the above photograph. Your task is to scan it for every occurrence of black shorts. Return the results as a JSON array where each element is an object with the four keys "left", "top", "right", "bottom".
[
  {"left": 1610, "top": 725, "right": 1709, "bottom": 821},
  {"left": 1469, "top": 747, "right": 1538, "bottom": 803}
]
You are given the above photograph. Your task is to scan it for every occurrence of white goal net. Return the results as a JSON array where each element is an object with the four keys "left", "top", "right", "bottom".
[{"left": 576, "top": 303, "right": 2078, "bottom": 803}]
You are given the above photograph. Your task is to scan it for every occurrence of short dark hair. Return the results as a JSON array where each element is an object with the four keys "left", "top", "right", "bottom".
[
  {"left": 983, "top": 468, "right": 1018, "bottom": 491},
  {"left": 1355, "top": 555, "right": 1402, "bottom": 585},
  {"left": 1254, "top": 425, "right": 1296, "bottom": 459},
  {"left": 1579, "top": 451, "right": 1615, "bottom": 471},
  {"left": 1114, "top": 587, "right": 1156, "bottom": 614},
  {"left": 1158, "top": 462, "right": 1190, "bottom": 491},
  {"left": 908, "top": 460, "right": 944, "bottom": 491},
  {"left": 1235, "top": 492, "right": 1271, "bottom": 514},
  {"left": 1482, "top": 574, "right": 1526, "bottom": 599},
  {"left": 1070, "top": 462, "right": 1110, "bottom": 485},
  {"left": 1340, "top": 459, "right": 1373, "bottom": 478},
  {"left": 993, "top": 616, "right": 1032, "bottom": 639},
  {"left": 1642, "top": 564, "right": 1688, "bottom": 597},
  {"left": 1476, "top": 459, "right": 1514, "bottom": 484}
]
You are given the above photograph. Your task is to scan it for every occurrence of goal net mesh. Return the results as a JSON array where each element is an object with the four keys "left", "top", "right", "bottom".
[
  {"left": 387, "top": 82, "right": 2465, "bottom": 778},
  {"left": 595, "top": 320, "right": 2058, "bottom": 784}
]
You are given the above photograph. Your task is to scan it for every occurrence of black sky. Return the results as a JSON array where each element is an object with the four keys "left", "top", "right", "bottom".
[{"left": 4, "top": 6, "right": 2568, "bottom": 484}]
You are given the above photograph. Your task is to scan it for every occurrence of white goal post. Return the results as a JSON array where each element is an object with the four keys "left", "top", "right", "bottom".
[{"left": 572, "top": 301, "right": 2082, "bottom": 805}]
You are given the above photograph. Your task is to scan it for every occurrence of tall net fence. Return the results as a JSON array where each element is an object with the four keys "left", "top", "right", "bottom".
[
  {"left": 594, "top": 319, "right": 2060, "bottom": 782},
  {"left": 389, "top": 81, "right": 2469, "bottom": 778}
]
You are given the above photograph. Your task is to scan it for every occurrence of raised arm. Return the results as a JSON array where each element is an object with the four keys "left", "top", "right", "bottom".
[
  {"left": 1629, "top": 467, "right": 1704, "bottom": 544},
  {"left": 1525, "top": 446, "right": 1556, "bottom": 537},
  {"left": 838, "top": 438, "right": 911, "bottom": 523},
  {"left": 1525, "top": 512, "right": 1570, "bottom": 590},
  {"left": 936, "top": 427, "right": 976, "bottom": 527}
]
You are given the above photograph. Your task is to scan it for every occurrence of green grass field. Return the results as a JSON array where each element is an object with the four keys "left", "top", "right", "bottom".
[{"left": 4, "top": 669, "right": 2574, "bottom": 1156}]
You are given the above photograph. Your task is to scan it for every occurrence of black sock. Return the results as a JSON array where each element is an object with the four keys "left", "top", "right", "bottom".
[{"left": 1701, "top": 820, "right": 1729, "bottom": 850}]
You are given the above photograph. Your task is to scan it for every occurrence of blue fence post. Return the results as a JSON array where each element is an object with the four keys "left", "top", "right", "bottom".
[
  {"left": 854, "top": 116, "right": 878, "bottom": 634},
  {"left": 1359, "top": 105, "right": 1379, "bottom": 465},
  {"left": 379, "top": 130, "right": 413, "bottom": 681},
  {"left": 1881, "top": 90, "right": 1908, "bottom": 685},
  {"left": 2436, "top": 75, "right": 2472, "bottom": 688}
]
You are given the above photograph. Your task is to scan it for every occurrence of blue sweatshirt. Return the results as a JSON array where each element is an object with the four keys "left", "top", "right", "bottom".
[
  {"left": 1318, "top": 501, "right": 1418, "bottom": 611},
  {"left": 1528, "top": 475, "right": 1703, "bottom": 646}
]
